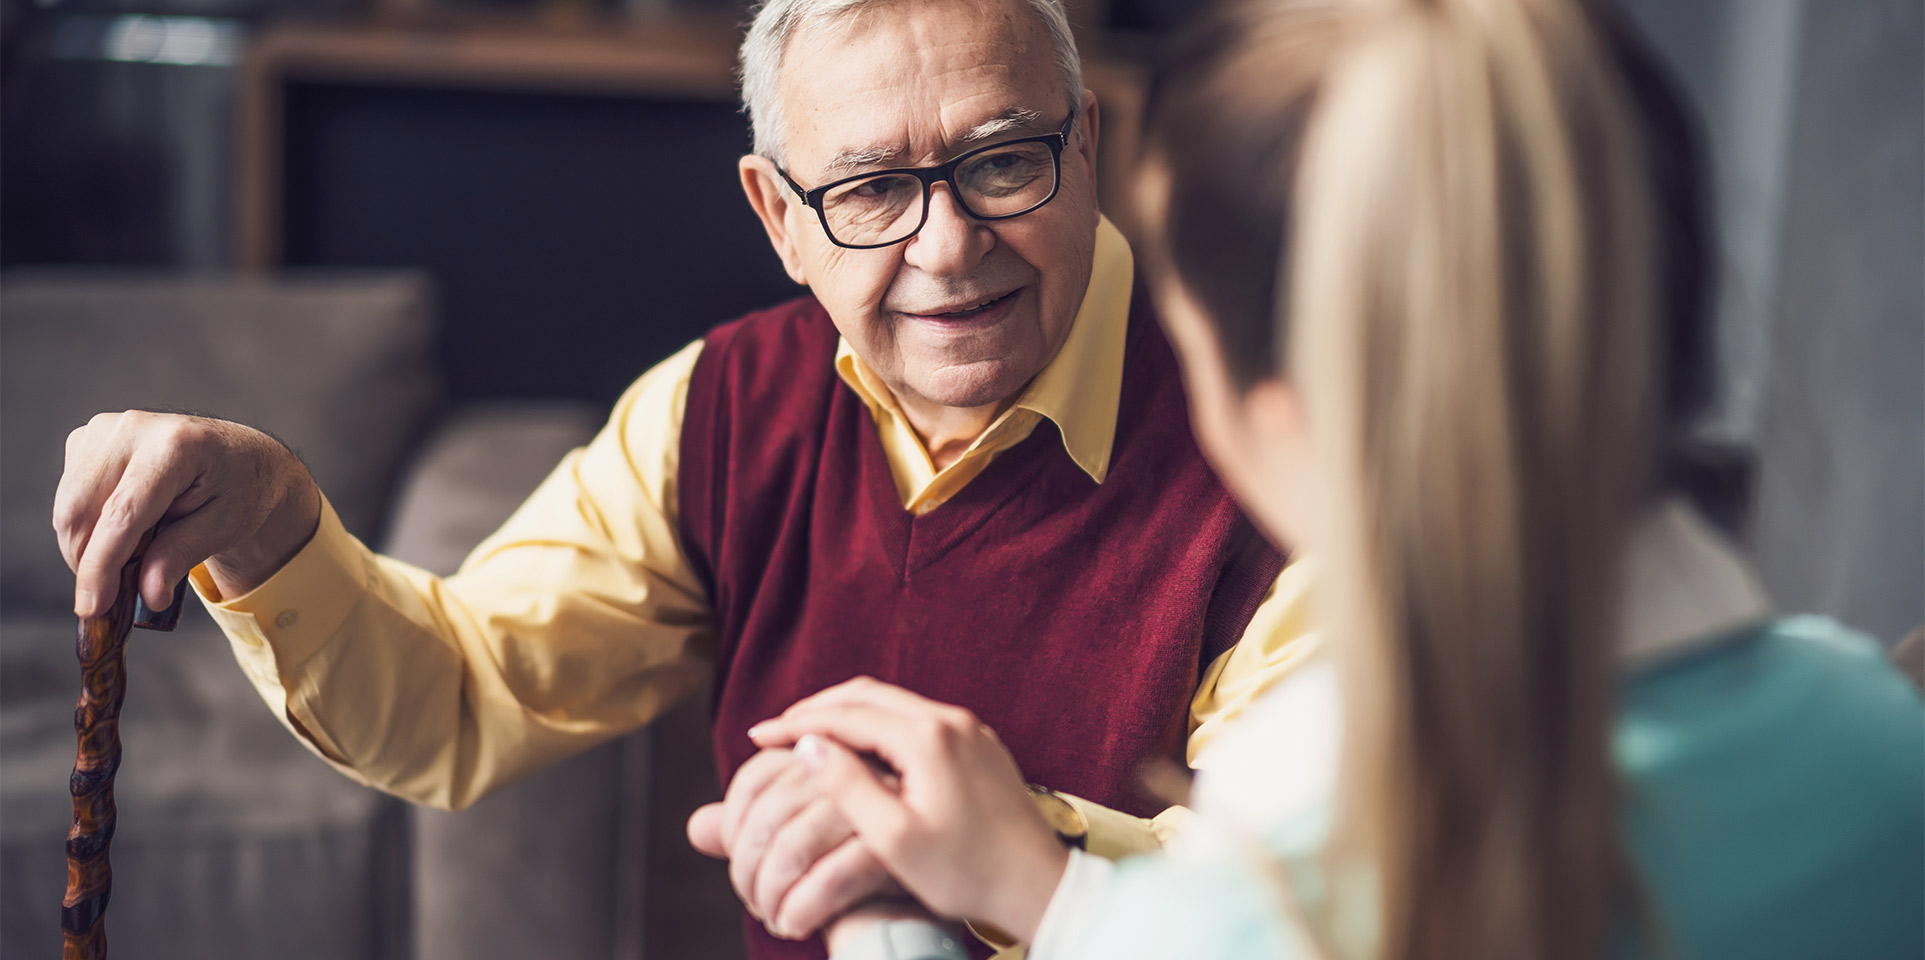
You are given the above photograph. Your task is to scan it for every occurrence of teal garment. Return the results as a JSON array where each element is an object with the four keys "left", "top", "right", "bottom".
[
  {"left": 1617, "top": 616, "right": 1924, "bottom": 958},
  {"left": 1067, "top": 617, "right": 1925, "bottom": 960}
]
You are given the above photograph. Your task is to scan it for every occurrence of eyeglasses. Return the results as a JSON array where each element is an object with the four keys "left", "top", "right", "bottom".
[{"left": 777, "top": 109, "right": 1077, "bottom": 250}]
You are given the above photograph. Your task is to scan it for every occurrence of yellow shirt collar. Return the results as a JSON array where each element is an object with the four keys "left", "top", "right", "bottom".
[{"left": 834, "top": 214, "right": 1134, "bottom": 485}]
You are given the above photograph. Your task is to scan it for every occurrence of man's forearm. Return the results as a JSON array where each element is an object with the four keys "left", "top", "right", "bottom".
[{"left": 196, "top": 489, "right": 715, "bottom": 811}]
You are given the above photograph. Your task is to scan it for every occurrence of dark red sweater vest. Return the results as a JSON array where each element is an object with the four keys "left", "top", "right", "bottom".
[{"left": 677, "top": 289, "right": 1283, "bottom": 960}]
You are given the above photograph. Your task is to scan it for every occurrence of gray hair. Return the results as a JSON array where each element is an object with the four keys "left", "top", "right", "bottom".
[{"left": 738, "top": 0, "right": 1083, "bottom": 167}]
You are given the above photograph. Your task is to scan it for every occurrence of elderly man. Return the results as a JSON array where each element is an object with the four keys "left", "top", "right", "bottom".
[{"left": 54, "top": 0, "right": 1307, "bottom": 957}]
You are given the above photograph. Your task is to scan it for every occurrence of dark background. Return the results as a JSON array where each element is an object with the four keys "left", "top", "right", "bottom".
[
  {"left": 0, "top": 0, "right": 1213, "bottom": 407},
  {"left": 275, "top": 81, "right": 794, "bottom": 402}
]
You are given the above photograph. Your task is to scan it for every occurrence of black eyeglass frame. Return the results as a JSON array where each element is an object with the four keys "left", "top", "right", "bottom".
[{"left": 776, "top": 108, "right": 1079, "bottom": 250}]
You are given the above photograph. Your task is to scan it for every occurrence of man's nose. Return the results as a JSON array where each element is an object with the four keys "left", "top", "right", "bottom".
[{"left": 902, "top": 184, "right": 991, "bottom": 276}]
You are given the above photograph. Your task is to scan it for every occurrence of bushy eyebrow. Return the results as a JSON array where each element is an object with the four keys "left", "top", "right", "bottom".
[
  {"left": 820, "top": 107, "right": 1047, "bottom": 176},
  {"left": 958, "top": 108, "right": 1044, "bottom": 143},
  {"left": 823, "top": 144, "right": 906, "bottom": 174}
]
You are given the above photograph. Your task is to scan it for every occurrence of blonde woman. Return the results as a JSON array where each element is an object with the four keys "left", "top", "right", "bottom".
[{"left": 749, "top": 0, "right": 1925, "bottom": 957}]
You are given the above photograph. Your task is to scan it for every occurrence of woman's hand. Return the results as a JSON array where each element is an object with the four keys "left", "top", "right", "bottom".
[{"left": 748, "top": 677, "right": 1071, "bottom": 944}]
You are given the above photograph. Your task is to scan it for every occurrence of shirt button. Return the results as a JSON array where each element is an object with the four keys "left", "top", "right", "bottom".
[{"left": 274, "top": 610, "right": 299, "bottom": 629}]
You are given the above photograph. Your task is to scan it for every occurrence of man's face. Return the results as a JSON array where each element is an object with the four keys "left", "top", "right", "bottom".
[{"left": 740, "top": 0, "right": 1101, "bottom": 413}]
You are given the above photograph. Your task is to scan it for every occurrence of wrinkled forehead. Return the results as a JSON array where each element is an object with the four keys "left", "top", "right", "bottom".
[{"left": 778, "top": 0, "right": 1063, "bottom": 178}]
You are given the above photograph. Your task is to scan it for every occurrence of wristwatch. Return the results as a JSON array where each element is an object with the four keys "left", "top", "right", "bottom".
[
  {"left": 1026, "top": 783, "right": 1089, "bottom": 850},
  {"left": 830, "top": 919, "right": 970, "bottom": 960}
]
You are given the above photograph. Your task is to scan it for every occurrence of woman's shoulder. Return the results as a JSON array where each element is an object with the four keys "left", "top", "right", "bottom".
[
  {"left": 1619, "top": 614, "right": 1923, "bottom": 760},
  {"left": 1617, "top": 613, "right": 1922, "bottom": 826}
]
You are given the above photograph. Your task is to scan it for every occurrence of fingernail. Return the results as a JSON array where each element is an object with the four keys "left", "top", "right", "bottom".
[
  {"left": 747, "top": 722, "right": 769, "bottom": 740},
  {"left": 794, "top": 734, "right": 825, "bottom": 769},
  {"left": 74, "top": 588, "right": 94, "bottom": 618}
]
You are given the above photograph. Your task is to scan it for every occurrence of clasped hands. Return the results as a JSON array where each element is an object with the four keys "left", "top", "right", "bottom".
[{"left": 687, "top": 678, "right": 1072, "bottom": 950}]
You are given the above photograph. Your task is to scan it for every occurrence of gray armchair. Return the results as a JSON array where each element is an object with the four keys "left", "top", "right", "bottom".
[
  {"left": 0, "top": 270, "right": 739, "bottom": 959},
  {"left": 1, "top": 270, "right": 438, "bottom": 959},
  {"left": 380, "top": 402, "right": 649, "bottom": 960},
  {"left": 382, "top": 404, "right": 744, "bottom": 960}
]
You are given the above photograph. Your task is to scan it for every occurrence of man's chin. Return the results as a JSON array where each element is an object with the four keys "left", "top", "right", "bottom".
[{"left": 902, "top": 358, "right": 1036, "bottom": 412}]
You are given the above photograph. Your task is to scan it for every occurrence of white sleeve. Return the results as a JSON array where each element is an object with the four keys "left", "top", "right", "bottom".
[{"left": 1026, "top": 849, "right": 1118, "bottom": 960}]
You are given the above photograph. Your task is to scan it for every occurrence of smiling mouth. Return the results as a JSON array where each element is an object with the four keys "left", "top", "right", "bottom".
[{"left": 911, "top": 289, "right": 1018, "bottom": 320}]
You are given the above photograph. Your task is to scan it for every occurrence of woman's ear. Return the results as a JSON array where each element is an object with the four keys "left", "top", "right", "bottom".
[
  {"left": 1242, "top": 378, "right": 1306, "bottom": 451},
  {"left": 740, "top": 155, "right": 810, "bottom": 284},
  {"left": 1233, "top": 377, "right": 1313, "bottom": 550}
]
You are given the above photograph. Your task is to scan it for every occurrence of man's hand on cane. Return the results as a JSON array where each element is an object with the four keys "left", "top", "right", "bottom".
[{"left": 55, "top": 410, "right": 321, "bottom": 617}]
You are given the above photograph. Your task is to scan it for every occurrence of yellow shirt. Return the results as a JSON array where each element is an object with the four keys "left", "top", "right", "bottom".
[{"left": 191, "top": 215, "right": 1317, "bottom": 857}]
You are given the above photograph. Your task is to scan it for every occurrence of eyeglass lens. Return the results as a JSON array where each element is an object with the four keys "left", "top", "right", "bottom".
[{"left": 819, "top": 139, "right": 1058, "bottom": 247}]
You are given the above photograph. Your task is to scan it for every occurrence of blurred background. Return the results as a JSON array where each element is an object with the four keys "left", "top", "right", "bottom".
[{"left": 0, "top": 0, "right": 1919, "bottom": 958}]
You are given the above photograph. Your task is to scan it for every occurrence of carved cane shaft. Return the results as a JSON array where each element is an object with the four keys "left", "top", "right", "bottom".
[{"left": 62, "top": 533, "right": 183, "bottom": 960}]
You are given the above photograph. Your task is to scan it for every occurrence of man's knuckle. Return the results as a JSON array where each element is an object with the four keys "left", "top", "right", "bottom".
[
  {"left": 51, "top": 494, "right": 78, "bottom": 532},
  {"left": 767, "top": 847, "right": 806, "bottom": 885},
  {"left": 100, "top": 490, "right": 141, "bottom": 526},
  {"left": 153, "top": 418, "right": 204, "bottom": 459},
  {"left": 735, "top": 815, "right": 772, "bottom": 854},
  {"left": 122, "top": 410, "right": 161, "bottom": 437},
  {"left": 96, "top": 494, "right": 127, "bottom": 528}
]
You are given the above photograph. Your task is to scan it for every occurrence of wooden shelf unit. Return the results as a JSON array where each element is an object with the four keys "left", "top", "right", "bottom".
[{"left": 236, "top": 16, "right": 1149, "bottom": 269}]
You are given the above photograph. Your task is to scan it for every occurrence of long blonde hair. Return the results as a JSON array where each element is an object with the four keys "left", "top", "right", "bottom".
[{"left": 1144, "top": 1, "right": 1671, "bottom": 957}]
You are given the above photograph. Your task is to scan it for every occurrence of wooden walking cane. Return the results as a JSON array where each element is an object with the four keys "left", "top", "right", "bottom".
[{"left": 63, "top": 529, "right": 186, "bottom": 960}]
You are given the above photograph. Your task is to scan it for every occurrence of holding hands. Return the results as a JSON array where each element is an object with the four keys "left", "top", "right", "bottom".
[
  {"left": 687, "top": 746, "right": 916, "bottom": 944},
  {"left": 746, "top": 677, "right": 1070, "bottom": 945}
]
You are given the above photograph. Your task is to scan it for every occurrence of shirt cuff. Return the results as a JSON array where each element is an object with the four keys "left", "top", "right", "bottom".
[
  {"left": 189, "top": 494, "right": 370, "bottom": 675},
  {"left": 1027, "top": 850, "right": 1117, "bottom": 960}
]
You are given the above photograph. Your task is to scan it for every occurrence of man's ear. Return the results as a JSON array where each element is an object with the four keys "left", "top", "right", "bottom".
[
  {"left": 740, "top": 155, "right": 810, "bottom": 284},
  {"left": 1076, "top": 88, "right": 1101, "bottom": 179}
]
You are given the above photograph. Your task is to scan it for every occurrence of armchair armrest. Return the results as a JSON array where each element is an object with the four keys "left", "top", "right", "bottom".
[{"left": 379, "top": 400, "right": 642, "bottom": 960}]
